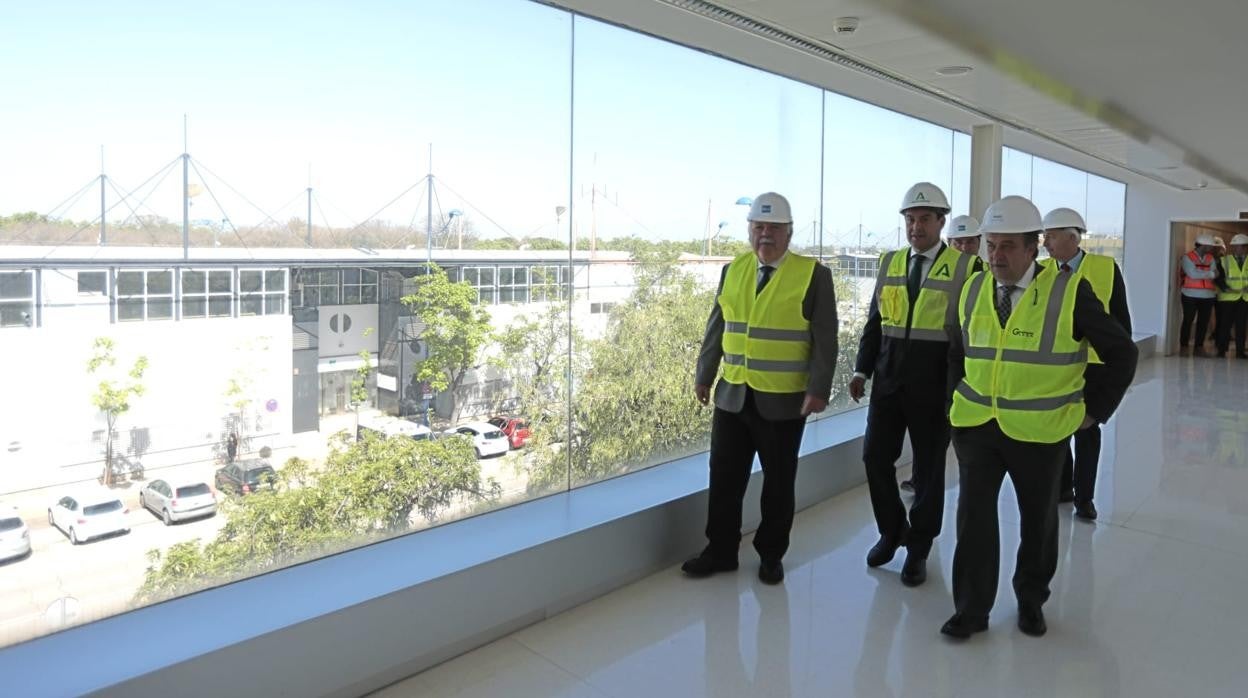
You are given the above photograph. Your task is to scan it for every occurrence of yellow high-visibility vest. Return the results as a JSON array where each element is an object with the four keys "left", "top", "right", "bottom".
[
  {"left": 950, "top": 266, "right": 1087, "bottom": 444},
  {"left": 1041, "top": 252, "right": 1116, "bottom": 364},
  {"left": 1218, "top": 255, "right": 1247, "bottom": 302},
  {"left": 719, "top": 252, "right": 815, "bottom": 393},
  {"left": 875, "top": 245, "right": 975, "bottom": 342}
]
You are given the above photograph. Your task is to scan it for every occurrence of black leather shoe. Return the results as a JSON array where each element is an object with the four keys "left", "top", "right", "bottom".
[
  {"left": 900, "top": 551, "right": 927, "bottom": 587},
  {"left": 681, "top": 550, "right": 738, "bottom": 578},
  {"left": 1058, "top": 489, "right": 1075, "bottom": 504},
  {"left": 1018, "top": 606, "right": 1047, "bottom": 637},
  {"left": 758, "top": 560, "right": 784, "bottom": 585},
  {"left": 940, "top": 613, "right": 988, "bottom": 639},
  {"left": 866, "top": 527, "right": 908, "bottom": 568},
  {"left": 1074, "top": 500, "right": 1098, "bottom": 521},
  {"left": 899, "top": 479, "right": 914, "bottom": 492}
]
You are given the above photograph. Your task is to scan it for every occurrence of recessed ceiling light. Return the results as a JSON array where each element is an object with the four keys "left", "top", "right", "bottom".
[
  {"left": 1157, "top": 165, "right": 1180, "bottom": 171},
  {"left": 935, "top": 65, "right": 973, "bottom": 77}
]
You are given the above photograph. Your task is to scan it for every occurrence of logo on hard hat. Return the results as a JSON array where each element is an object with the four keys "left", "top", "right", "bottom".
[
  {"left": 956, "top": 224, "right": 967, "bottom": 231},
  {"left": 915, "top": 193, "right": 927, "bottom": 202},
  {"left": 761, "top": 204, "right": 772, "bottom": 213}
]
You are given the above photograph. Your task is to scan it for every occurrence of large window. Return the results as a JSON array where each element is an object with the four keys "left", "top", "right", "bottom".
[
  {"left": 240, "top": 269, "right": 287, "bottom": 316},
  {"left": 0, "top": 0, "right": 1137, "bottom": 654},
  {"left": 1001, "top": 147, "right": 1128, "bottom": 265},
  {"left": 0, "top": 270, "right": 35, "bottom": 328},
  {"left": 181, "top": 269, "right": 233, "bottom": 319},
  {"left": 116, "top": 270, "right": 173, "bottom": 322},
  {"left": 342, "top": 268, "right": 378, "bottom": 304}
]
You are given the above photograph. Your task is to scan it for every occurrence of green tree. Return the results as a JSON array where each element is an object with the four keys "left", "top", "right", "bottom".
[
  {"left": 494, "top": 301, "right": 579, "bottom": 429},
  {"left": 136, "top": 432, "right": 497, "bottom": 604},
  {"left": 402, "top": 266, "right": 493, "bottom": 423},
  {"left": 523, "top": 252, "right": 715, "bottom": 493},
  {"left": 87, "top": 337, "right": 149, "bottom": 487},
  {"left": 350, "top": 329, "right": 376, "bottom": 434}
]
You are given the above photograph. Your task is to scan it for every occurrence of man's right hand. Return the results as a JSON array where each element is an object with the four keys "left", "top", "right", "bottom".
[
  {"left": 848, "top": 375, "right": 867, "bottom": 403},
  {"left": 694, "top": 384, "right": 710, "bottom": 406}
]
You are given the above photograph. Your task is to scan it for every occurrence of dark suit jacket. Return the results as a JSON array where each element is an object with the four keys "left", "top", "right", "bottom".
[
  {"left": 854, "top": 246, "right": 984, "bottom": 398},
  {"left": 946, "top": 266, "right": 1139, "bottom": 425},
  {"left": 1095, "top": 254, "right": 1132, "bottom": 335},
  {"left": 695, "top": 257, "right": 839, "bottom": 421}
]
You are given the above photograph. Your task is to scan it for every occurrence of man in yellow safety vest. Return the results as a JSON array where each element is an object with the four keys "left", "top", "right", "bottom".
[
  {"left": 1215, "top": 234, "right": 1248, "bottom": 359},
  {"left": 685, "top": 192, "right": 840, "bottom": 585},
  {"left": 1041, "top": 208, "right": 1132, "bottom": 522},
  {"left": 940, "top": 196, "right": 1137, "bottom": 640}
]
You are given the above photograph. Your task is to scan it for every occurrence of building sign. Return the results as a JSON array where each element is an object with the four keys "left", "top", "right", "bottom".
[{"left": 317, "top": 304, "right": 379, "bottom": 358}]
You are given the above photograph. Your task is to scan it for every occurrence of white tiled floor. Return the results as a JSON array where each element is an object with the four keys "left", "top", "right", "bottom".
[{"left": 374, "top": 356, "right": 1248, "bottom": 698}]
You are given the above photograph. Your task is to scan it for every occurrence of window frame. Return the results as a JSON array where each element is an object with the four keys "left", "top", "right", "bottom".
[
  {"left": 115, "top": 269, "right": 175, "bottom": 323},
  {"left": 0, "top": 269, "right": 36, "bottom": 329}
]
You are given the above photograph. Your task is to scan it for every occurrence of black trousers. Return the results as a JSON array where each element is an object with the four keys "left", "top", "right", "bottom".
[
  {"left": 862, "top": 387, "right": 949, "bottom": 555},
  {"left": 1059, "top": 424, "right": 1102, "bottom": 502},
  {"left": 1215, "top": 300, "right": 1248, "bottom": 355},
  {"left": 950, "top": 421, "right": 1065, "bottom": 619},
  {"left": 1179, "top": 296, "right": 1215, "bottom": 348},
  {"left": 704, "top": 392, "right": 807, "bottom": 563}
]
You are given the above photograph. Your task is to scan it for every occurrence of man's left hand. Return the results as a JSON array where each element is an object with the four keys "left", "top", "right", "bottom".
[
  {"left": 1079, "top": 416, "right": 1096, "bottom": 430},
  {"left": 801, "top": 395, "right": 828, "bottom": 416}
]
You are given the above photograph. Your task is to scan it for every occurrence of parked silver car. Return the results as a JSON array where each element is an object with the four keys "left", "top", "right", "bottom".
[
  {"left": 0, "top": 505, "right": 31, "bottom": 562},
  {"left": 139, "top": 479, "right": 218, "bottom": 525}
]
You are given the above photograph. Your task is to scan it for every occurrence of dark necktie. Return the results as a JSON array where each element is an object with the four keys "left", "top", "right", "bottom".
[
  {"left": 996, "top": 285, "right": 1016, "bottom": 328},
  {"left": 1060, "top": 262, "right": 1072, "bottom": 273},
  {"left": 907, "top": 254, "right": 924, "bottom": 302},
  {"left": 756, "top": 265, "right": 774, "bottom": 295}
]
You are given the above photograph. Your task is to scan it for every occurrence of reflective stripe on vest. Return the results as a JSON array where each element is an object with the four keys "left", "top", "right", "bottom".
[
  {"left": 1218, "top": 255, "right": 1248, "bottom": 302},
  {"left": 1182, "top": 251, "right": 1216, "bottom": 291},
  {"left": 950, "top": 267, "right": 1087, "bottom": 443},
  {"left": 719, "top": 253, "right": 815, "bottom": 393},
  {"left": 874, "top": 245, "right": 974, "bottom": 342},
  {"left": 1041, "top": 252, "right": 1116, "bottom": 364}
]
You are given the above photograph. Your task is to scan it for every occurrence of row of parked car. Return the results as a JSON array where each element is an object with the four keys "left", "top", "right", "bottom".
[{"left": 357, "top": 415, "right": 531, "bottom": 458}]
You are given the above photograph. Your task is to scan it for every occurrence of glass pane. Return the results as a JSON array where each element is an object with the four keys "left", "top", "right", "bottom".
[
  {"left": 265, "top": 270, "right": 285, "bottom": 291},
  {"left": 0, "top": 271, "right": 32, "bottom": 299},
  {"left": 240, "top": 296, "right": 262, "bottom": 316},
  {"left": 342, "top": 268, "right": 360, "bottom": 284},
  {"left": 362, "top": 269, "right": 377, "bottom": 283},
  {"left": 343, "top": 287, "right": 361, "bottom": 305},
  {"left": 117, "top": 297, "right": 144, "bottom": 321},
  {"left": 1001, "top": 146, "right": 1033, "bottom": 198},
  {"left": 240, "top": 271, "right": 262, "bottom": 293},
  {"left": 209, "top": 270, "right": 233, "bottom": 293},
  {"left": 514, "top": 267, "right": 528, "bottom": 285},
  {"left": 181, "top": 270, "right": 206, "bottom": 293},
  {"left": 116, "top": 271, "right": 143, "bottom": 296},
  {"left": 499, "top": 267, "right": 513, "bottom": 285},
  {"left": 362, "top": 285, "right": 377, "bottom": 303},
  {"left": 499, "top": 288, "right": 513, "bottom": 304},
  {"left": 321, "top": 287, "right": 339, "bottom": 305},
  {"left": 305, "top": 288, "right": 320, "bottom": 307},
  {"left": 0, "top": 301, "right": 33, "bottom": 327},
  {"left": 1031, "top": 156, "right": 1088, "bottom": 220},
  {"left": 511, "top": 288, "right": 528, "bottom": 304},
  {"left": 464, "top": 268, "right": 479, "bottom": 284},
  {"left": 147, "top": 271, "right": 173, "bottom": 295},
  {"left": 479, "top": 267, "right": 494, "bottom": 285},
  {"left": 209, "top": 296, "right": 232, "bottom": 317},
  {"left": 1086, "top": 174, "right": 1127, "bottom": 265},
  {"left": 319, "top": 269, "right": 339, "bottom": 285},
  {"left": 77, "top": 271, "right": 107, "bottom": 294},
  {"left": 182, "top": 297, "right": 206, "bottom": 318},
  {"left": 265, "top": 294, "right": 285, "bottom": 315},
  {"left": 147, "top": 298, "right": 173, "bottom": 320}
]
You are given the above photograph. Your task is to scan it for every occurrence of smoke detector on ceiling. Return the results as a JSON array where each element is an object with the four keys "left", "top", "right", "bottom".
[
  {"left": 935, "top": 65, "right": 974, "bottom": 77},
  {"left": 833, "top": 17, "right": 859, "bottom": 35}
]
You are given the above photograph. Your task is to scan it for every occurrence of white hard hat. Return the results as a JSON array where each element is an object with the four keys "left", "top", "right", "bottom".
[
  {"left": 946, "top": 215, "right": 980, "bottom": 239},
  {"left": 1231, "top": 234, "right": 1248, "bottom": 246},
  {"left": 1041, "top": 207, "right": 1087, "bottom": 233},
  {"left": 899, "top": 182, "right": 951, "bottom": 214},
  {"left": 1195, "top": 234, "right": 1218, "bottom": 247},
  {"left": 748, "top": 192, "right": 793, "bottom": 224},
  {"left": 979, "top": 196, "right": 1043, "bottom": 234}
]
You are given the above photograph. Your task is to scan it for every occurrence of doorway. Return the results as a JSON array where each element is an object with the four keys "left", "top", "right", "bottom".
[{"left": 1166, "top": 220, "right": 1248, "bottom": 355}]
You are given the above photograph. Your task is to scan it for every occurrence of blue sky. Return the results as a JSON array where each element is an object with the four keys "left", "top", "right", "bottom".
[{"left": 0, "top": 0, "right": 1123, "bottom": 247}]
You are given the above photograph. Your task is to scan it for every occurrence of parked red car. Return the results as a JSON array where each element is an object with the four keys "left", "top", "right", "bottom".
[{"left": 486, "top": 417, "right": 531, "bottom": 449}]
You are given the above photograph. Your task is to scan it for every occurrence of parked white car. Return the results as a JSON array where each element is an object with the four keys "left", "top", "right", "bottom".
[
  {"left": 139, "top": 479, "right": 218, "bottom": 525},
  {"left": 358, "top": 415, "right": 433, "bottom": 442},
  {"left": 0, "top": 505, "right": 31, "bottom": 561},
  {"left": 445, "top": 421, "right": 510, "bottom": 458},
  {"left": 48, "top": 490, "right": 130, "bottom": 545}
]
